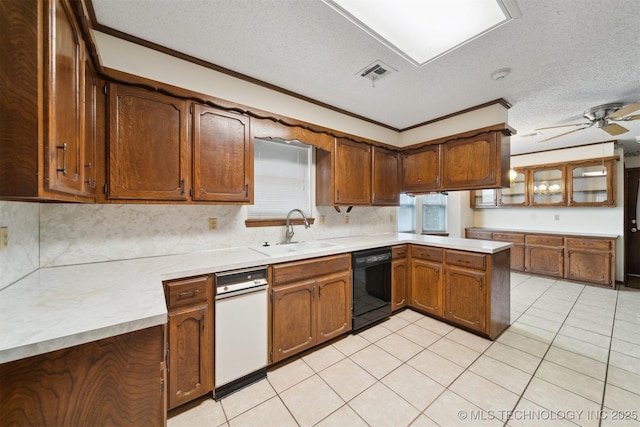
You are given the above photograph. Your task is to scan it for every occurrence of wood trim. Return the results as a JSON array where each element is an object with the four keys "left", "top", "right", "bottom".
[
  {"left": 401, "top": 123, "right": 516, "bottom": 152},
  {"left": 401, "top": 99, "right": 512, "bottom": 132},
  {"left": 245, "top": 218, "right": 316, "bottom": 228},
  {"left": 512, "top": 140, "right": 618, "bottom": 157}
]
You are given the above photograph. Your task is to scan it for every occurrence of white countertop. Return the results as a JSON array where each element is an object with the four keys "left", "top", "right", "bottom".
[{"left": 0, "top": 233, "right": 510, "bottom": 364}]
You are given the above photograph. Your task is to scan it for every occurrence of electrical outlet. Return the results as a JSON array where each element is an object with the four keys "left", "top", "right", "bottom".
[
  {"left": 345, "top": 215, "right": 350, "bottom": 224},
  {"left": 208, "top": 218, "right": 218, "bottom": 230},
  {"left": 389, "top": 214, "right": 395, "bottom": 223},
  {"left": 554, "top": 214, "right": 560, "bottom": 221},
  {"left": 318, "top": 215, "right": 325, "bottom": 225},
  {"left": 0, "top": 227, "right": 7, "bottom": 250}
]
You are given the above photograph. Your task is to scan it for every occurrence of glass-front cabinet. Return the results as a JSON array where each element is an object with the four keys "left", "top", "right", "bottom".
[
  {"left": 472, "top": 189, "right": 497, "bottom": 208},
  {"left": 470, "top": 156, "right": 617, "bottom": 209},
  {"left": 498, "top": 169, "right": 528, "bottom": 206},
  {"left": 568, "top": 158, "right": 616, "bottom": 206},
  {"left": 532, "top": 167, "right": 565, "bottom": 206}
]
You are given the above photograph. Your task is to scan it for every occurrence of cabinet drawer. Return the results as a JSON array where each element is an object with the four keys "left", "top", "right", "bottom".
[
  {"left": 445, "top": 250, "right": 486, "bottom": 270},
  {"left": 566, "top": 238, "right": 612, "bottom": 251},
  {"left": 526, "top": 235, "right": 563, "bottom": 246},
  {"left": 165, "top": 276, "right": 210, "bottom": 310},
  {"left": 392, "top": 245, "right": 407, "bottom": 259},
  {"left": 465, "top": 229, "right": 493, "bottom": 240},
  {"left": 272, "top": 253, "right": 350, "bottom": 285},
  {"left": 410, "top": 245, "right": 443, "bottom": 262},
  {"left": 493, "top": 232, "right": 525, "bottom": 243}
]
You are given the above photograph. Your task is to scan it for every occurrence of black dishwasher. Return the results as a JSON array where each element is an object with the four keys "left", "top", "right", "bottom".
[{"left": 352, "top": 247, "right": 392, "bottom": 331}]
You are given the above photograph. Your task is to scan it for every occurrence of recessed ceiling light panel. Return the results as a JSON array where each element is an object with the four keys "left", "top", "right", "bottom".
[{"left": 323, "top": 0, "right": 522, "bottom": 67}]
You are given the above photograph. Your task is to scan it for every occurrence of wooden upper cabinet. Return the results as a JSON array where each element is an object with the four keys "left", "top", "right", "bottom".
[
  {"left": 371, "top": 146, "right": 400, "bottom": 206},
  {"left": 335, "top": 139, "right": 371, "bottom": 205},
  {"left": 401, "top": 145, "right": 441, "bottom": 192},
  {"left": 568, "top": 158, "right": 616, "bottom": 207},
  {"left": 0, "top": 0, "right": 94, "bottom": 201},
  {"left": 441, "top": 132, "right": 509, "bottom": 190},
  {"left": 47, "top": 0, "right": 84, "bottom": 195},
  {"left": 107, "top": 83, "right": 189, "bottom": 200},
  {"left": 316, "top": 138, "right": 371, "bottom": 207},
  {"left": 192, "top": 105, "right": 252, "bottom": 203},
  {"left": 531, "top": 166, "right": 565, "bottom": 206},
  {"left": 498, "top": 169, "right": 528, "bottom": 207}
]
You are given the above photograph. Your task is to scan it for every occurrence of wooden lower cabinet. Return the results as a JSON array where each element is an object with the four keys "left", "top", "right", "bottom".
[
  {"left": 0, "top": 326, "right": 165, "bottom": 426},
  {"left": 410, "top": 259, "right": 443, "bottom": 317},
  {"left": 444, "top": 266, "right": 486, "bottom": 333},
  {"left": 408, "top": 245, "right": 510, "bottom": 340},
  {"left": 164, "top": 275, "right": 213, "bottom": 410},
  {"left": 565, "top": 238, "right": 614, "bottom": 286},
  {"left": 466, "top": 228, "right": 616, "bottom": 287},
  {"left": 271, "top": 254, "right": 351, "bottom": 364},
  {"left": 391, "top": 245, "right": 408, "bottom": 311}
]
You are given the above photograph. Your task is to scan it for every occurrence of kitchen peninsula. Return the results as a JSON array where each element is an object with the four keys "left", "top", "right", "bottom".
[{"left": 0, "top": 233, "right": 511, "bottom": 425}]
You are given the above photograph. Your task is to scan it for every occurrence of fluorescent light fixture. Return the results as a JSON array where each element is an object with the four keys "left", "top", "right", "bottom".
[
  {"left": 323, "top": 0, "right": 521, "bottom": 67},
  {"left": 582, "top": 170, "right": 607, "bottom": 177}
]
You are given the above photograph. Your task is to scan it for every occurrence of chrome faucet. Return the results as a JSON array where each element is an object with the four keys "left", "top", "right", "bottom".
[{"left": 284, "top": 209, "right": 310, "bottom": 244}]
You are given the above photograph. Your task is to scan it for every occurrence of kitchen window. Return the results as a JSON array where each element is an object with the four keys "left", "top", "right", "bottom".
[
  {"left": 397, "top": 193, "right": 447, "bottom": 234},
  {"left": 247, "top": 138, "right": 313, "bottom": 220}
]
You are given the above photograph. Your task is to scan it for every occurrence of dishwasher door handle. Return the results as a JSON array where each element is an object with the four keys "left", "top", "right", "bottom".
[{"left": 215, "top": 284, "right": 268, "bottom": 300}]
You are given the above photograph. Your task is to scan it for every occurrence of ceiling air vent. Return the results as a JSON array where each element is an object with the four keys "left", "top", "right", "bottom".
[{"left": 357, "top": 60, "right": 396, "bottom": 87}]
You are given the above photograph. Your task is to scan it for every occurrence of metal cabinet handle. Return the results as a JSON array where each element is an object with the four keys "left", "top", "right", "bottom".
[{"left": 56, "top": 143, "right": 67, "bottom": 174}]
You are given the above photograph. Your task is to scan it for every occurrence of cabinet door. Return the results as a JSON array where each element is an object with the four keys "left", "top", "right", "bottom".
[
  {"left": 470, "top": 189, "right": 497, "bottom": 208},
  {"left": 193, "top": 105, "right": 251, "bottom": 202},
  {"left": 532, "top": 167, "right": 565, "bottom": 206},
  {"left": 316, "top": 272, "right": 352, "bottom": 342},
  {"left": 568, "top": 159, "right": 616, "bottom": 207},
  {"left": 334, "top": 138, "right": 371, "bottom": 205},
  {"left": 168, "top": 305, "right": 212, "bottom": 409},
  {"left": 46, "top": 0, "right": 85, "bottom": 195},
  {"left": 441, "top": 133, "right": 499, "bottom": 190},
  {"left": 272, "top": 281, "right": 315, "bottom": 363},
  {"left": 401, "top": 145, "right": 440, "bottom": 192},
  {"left": 81, "top": 57, "right": 97, "bottom": 196},
  {"left": 108, "top": 84, "right": 188, "bottom": 200},
  {"left": 566, "top": 250, "right": 612, "bottom": 286},
  {"left": 525, "top": 246, "right": 564, "bottom": 277},
  {"left": 392, "top": 258, "right": 408, "bottom": 311},
  {"left": 372, "top": 146, "right": 399, "bottom": 205},
  {"left": 444, "top": 266, "right": 486, "bottom": 333},
  {"left": 410, "top": 259, "right": 443, "bottom": 317},
  {"left": 498, "top": 169, "right": 528, "bottom": 206}
]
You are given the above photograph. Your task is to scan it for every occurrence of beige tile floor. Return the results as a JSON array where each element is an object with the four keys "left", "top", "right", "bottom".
[{"left": 168, "top": 273, "right": 640, "bottom": 427}]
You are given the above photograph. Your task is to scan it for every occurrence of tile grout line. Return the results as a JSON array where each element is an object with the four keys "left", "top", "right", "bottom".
[
  {"left": 597, "top": 288, "right": 620, "bottom": 427},
  {"left": 503, "top": 280, "right": 590, "bottom": 427}
]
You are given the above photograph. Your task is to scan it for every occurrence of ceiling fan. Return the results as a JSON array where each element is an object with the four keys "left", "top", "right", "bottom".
[{"left": 535, "top": 102, "right": 640, "bottom": 143}]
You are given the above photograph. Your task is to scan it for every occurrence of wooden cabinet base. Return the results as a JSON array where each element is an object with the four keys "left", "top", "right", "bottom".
[{"left": 0, "top": 326, "right": 166, "bottom": 426}]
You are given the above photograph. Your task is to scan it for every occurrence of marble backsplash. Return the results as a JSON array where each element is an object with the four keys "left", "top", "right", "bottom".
[
  {"left": 39, "top": 203, "right": 397, "bottom": 267},
  {"left": 0, "top": 201, "right": 39, "bottom": 290}
]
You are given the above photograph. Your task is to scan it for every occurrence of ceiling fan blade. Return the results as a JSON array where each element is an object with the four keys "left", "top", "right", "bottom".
[
  {"left": 537, "top": 127, "right": 589, "bottom": 143},
  {"left": 613, "top": 113, "right": 640, "bottom": 122},
  {"left": 534, "top": 123, "right": 590, "bottom": 131},
  {"left": 608, "top": 102, "right": 640, "bottom": 119},
  {"left": 602, "top": 123, "right": 628, "bottom": 136}
]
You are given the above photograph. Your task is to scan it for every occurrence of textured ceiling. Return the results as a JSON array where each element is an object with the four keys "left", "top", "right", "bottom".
[{"left": 90, "top": 0, "right": 640, "bottom": 155}]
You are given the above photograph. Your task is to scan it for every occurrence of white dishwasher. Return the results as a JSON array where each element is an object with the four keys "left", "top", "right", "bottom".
[{"left": 214, "top": 266, "right": 268, "bottom": 399}]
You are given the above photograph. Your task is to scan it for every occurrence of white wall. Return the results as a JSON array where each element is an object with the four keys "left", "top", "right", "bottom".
[{"left": 473, "top": 143, "right": 625, "bottom": 281}]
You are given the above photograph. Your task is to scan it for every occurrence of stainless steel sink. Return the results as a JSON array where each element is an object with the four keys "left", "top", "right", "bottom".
[{"left": 249, "top": 240, "right": 339, "bottom": 257}]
